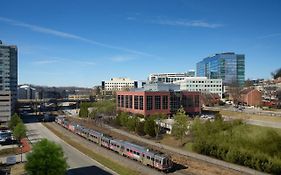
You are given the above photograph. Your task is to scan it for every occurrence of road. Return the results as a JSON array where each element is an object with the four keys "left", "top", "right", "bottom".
[
  {"left": 25, "top": 122, "right": 117, "bottom": 175},
  {"left": 204, "top": 106, "right": 281, "bottom": 117}
]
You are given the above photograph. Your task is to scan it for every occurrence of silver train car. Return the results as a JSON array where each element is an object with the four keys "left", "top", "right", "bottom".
[{"left": 55, "top": 117, "right": 173, "bottom": 171}]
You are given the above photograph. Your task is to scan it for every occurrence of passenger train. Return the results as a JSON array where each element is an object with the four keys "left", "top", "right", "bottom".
[{"left": 55, "top": 116, "right": 173, "bottom": 172}]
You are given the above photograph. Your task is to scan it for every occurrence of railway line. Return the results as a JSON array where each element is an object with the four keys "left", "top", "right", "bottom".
[{"left": 65, "top": 116, "right": 268, "bottom": 175}]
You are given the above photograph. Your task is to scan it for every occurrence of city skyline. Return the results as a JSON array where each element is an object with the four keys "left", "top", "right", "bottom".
[{"left": 1, "top": 0, "right": 281, "bottom": 87}]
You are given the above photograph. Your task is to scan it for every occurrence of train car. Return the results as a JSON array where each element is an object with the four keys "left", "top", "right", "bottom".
[
  {"left": 109, "top": 139, "right": 124, "bottom": 154},
  {"left": 68, "top": 123, "right": 76, "bottom": 132},
  {"left": 142, "top": 149, "right": 158, "bottom": 167},
  {"left": 153, "top": 154, "right": 173, "bottom": 171},
  {"left": 75, "top": 125, "right": 84, "bottom": 136},
  {"left": 88, "top": 129, "right": 103, "bottom": 144},
  {"left": 55, "top": 117, "right": 173, "bottom": 172},
  {"left": 122, "top": 141, "right": 146, "bottom": 162},
  {"left": 80, "top": 127, "right": 89, "bottom": 138},
  {"left": 101, "top": 135, "right": 111, "bottom": 148},
  {"left": 62, "top": 120, "right": 69, "bottom": 128},
  {"left": 55, "top": 117, "right": 64, "bottom": 125}
]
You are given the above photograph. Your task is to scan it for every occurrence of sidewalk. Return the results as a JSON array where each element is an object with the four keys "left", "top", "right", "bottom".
[{"left": 0, "top": 153, "right": 27, "bottom": 164}]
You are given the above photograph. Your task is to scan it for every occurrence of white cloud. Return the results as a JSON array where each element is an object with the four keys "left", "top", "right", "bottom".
[
  {"left": 74, "top": 60, "right": 96, "bottom": 66},
  {"left": 0, "top": 16, "right": 154, "bottom": 57},
  {"left": 127, "top": 17, "right": 136, "bottom": 21},
  {"left": 258, "top": 33, "right": 281, "bottom": 39},
  {"left": 111, "top": 55, "right": 136, "bottom": 62},
  {"left": 152, "top": 19, "right": 223, "bottom": 28},
  {"left": 32, "top": 59, "right": 59, "bottom": 65}
]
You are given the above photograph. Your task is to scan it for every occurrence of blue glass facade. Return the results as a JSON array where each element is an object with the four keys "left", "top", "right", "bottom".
[{"left": 196, "top": 53, "right": 245, "bottom": 86}]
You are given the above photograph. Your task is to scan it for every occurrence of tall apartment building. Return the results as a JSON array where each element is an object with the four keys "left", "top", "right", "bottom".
[
  {"left": 0, "top": 40, "right": 18, "bottom": 123},
  {"left": 174, "top": 77, "right": 223, "bottom": 98},
  {"left": 149, "top": 71, "right": 195, "bottom": 84},
  {"left": 101, "top": 77, "right": 138, "bottom": 95},
  {"left": 196, "top": 52, "right": 245, "bottom": 86}
]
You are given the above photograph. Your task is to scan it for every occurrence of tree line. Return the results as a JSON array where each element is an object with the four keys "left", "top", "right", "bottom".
[{"left": 79, "top": 100, "right": 116, "bottom": 119}]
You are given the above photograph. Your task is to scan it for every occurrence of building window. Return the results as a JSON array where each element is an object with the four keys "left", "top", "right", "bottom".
[
  {"left": 186, "top": 96, "right": 193, "bottom": 107},
  {"left": 117, "top": 95, "right": 121, "bottom": 107},
  {"left": 125, "top": 95, "right": 129, "bottom": 108},
  {"left": 139, "top": 96, "right": 143, "bottom": 110},
  {"left": 121, "top": 95, "right": 124, "bottom": 107},
  {"left": 134, "top": 96, "right": 139, "bottom": 109},
  {"left": 146, "top": 96, "right": 153, "bottom": 110},
  {"left": 162, "top": 95, "right": 168, "bottom": 109},
  {"left": 195, "top": 95, "right": 200, "bottom": 107},
  {"left": 129, "top": 95, "right": 132, "bottom": 108},
  {"left": 155, "top": 96, "right": 161, "bottom": 109}
]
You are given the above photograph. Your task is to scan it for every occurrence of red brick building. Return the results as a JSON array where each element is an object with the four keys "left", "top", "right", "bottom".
[
  {"left": 116, "top": 91, "right": 201, "bottom": 116},
  {"left": 240, "top": 88, "right": 262, "bottom": 106}
]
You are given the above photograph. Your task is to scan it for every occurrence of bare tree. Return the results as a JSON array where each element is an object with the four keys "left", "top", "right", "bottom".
[{"left": 227, "top": 79, "right": 243, "bottom": 104}]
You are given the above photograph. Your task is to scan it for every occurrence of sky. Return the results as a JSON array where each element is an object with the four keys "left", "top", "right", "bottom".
[{"left": 0, "top": 0, "right": 281, "bottom": 87}]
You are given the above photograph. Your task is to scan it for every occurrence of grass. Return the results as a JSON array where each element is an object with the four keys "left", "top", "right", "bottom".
[
  {"left": 0, "top": 147, "right": 16, "bottom": 156},
  {"left": 43, "top": 123, "right": 141, "bottom": 175},
  {"left": 219, "top": 110, "right": 281, "bottom": 122},
  {"left": 232, "top": 124, "right": 281, "bottom": 139},
  {"left": 10, "top": 163, "right": 26, "bottom": 175}
]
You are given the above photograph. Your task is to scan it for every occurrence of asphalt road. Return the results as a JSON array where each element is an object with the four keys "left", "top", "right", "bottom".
[{"left": 25, "top": 122, "right": 117, "bottom": 175}]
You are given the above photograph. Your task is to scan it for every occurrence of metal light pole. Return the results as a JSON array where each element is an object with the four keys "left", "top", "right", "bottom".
[{"left": 20, "top": 144, "right": 23, "bottom": 163}]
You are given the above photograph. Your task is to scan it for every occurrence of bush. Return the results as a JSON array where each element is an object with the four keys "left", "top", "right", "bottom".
[
  {"left": 127, "top": 117, "right": 137, "bottom": 131},
  {"left": 144, "top": 118, "right": 156, "bottom": 137},
  {"left": 135, "top": 121, "right": 145, "bottom": 136}
]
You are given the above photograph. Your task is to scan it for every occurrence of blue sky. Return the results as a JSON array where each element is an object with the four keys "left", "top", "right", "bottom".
[{"left": 0, "top": 0, "right": 281, "bottom": 87}]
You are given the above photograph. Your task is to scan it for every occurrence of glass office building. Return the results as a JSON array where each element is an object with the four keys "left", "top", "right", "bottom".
[{"left": 196, "top": 52, "right": 245, "bottom": 86}]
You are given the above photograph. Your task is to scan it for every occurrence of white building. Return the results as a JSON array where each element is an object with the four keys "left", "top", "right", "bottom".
[
  {"left": 174, "top": 77, "right": 223, "bottom": 98},
  {"left": 101, "top": 77, "right": 138, "bottom": 95},
  {"left": 149, "top": 71, "right": 195, "bottom": 84}
]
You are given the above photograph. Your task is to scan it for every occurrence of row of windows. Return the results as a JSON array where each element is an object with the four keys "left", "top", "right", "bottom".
[
  {"left": 185, "top": 81, "right": 221, "bottom": 84},
  {"left": 118, "top": 95, "right": 168, "bottom": 110},
  {"left": 106, "top": 85, "right": 134, "bottom": 87},
  {"left": 105, "top": 82, "right": 134, "bottom": 85},
  {"left": 185, "top": 84, "right": 221, "bottom": 87},
  {"left": 188, "top": 89, "right": 222, "bottom": 92}
]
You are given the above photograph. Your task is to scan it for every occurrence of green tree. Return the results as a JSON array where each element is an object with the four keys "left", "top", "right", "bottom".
[
  {"left": 151, "top": 113, "right": 166, "bottom": 139},
  {"left": 119, "top": 112, "right": 129, "bottom": 127},
  {"left": 127, "top": 117, "right": 137, "bottom": 131},
  {"left": 8, "top": 113, "right": 22, "bottom": 130},
  {"left": 135, "top": 121, "right": 145, "bottom": 136},
  {"left": 144, "top": 118, "right": 156, "bottom": 137},
  {"left": 13, "top": 122, "right": 27, "bottom": 141},
  {"left": 172, "top": 107, "right": 189, "bottom": 144},
  {"left": 25, "top": 139, "right": 68, "bottom": 175},
  {"left": 271, "top": 68, "right": 281, "bottom": 79},
  {"left": 79, "top": 103, "right": 89, "bottom": 118},
  {"left": 88, "top": 109, "right": 97, "bottom": 120}
]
